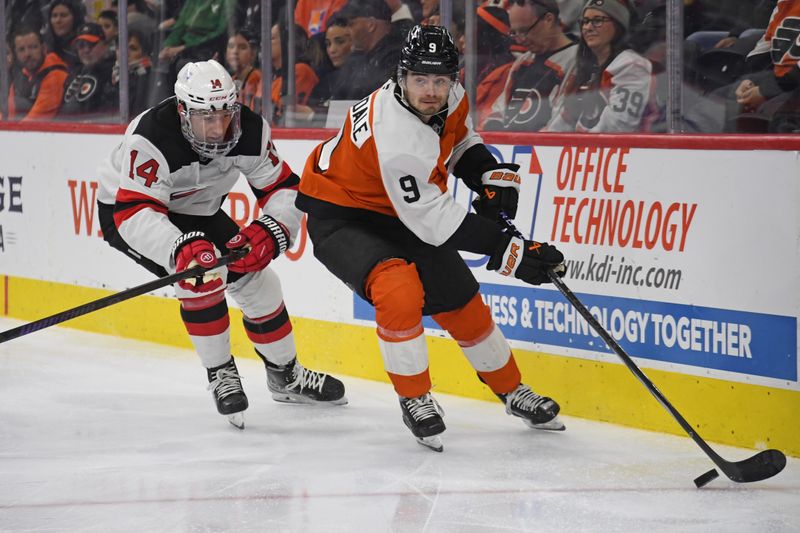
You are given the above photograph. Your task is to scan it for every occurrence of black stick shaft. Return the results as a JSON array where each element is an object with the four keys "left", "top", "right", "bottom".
[
  {"left": 545, "top": 270, "right": 727, "bottom": 468},
  {"left": 496, "top": 212, "right": 729, "bottom": 467},
  {"left": 0, "top": 250, "right": 246, "bottom": 345}
]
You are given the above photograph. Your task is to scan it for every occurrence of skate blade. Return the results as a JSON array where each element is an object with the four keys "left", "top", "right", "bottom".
[
  {"left": 415, "top": 435, "right": 444, "bottom": 452},
  {"left": 270, "top": 392, "right": 348, "bottom": 406},
  {"left": 226, "top": 412, "right": 245, "bottom": 430},
  {"left": 523, "top": 415, "right": 565, "bottom": 431}
]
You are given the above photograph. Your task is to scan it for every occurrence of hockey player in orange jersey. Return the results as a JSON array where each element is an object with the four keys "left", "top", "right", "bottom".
[{"left": 296, "top": 25, "right": 567, "bottom": 451}]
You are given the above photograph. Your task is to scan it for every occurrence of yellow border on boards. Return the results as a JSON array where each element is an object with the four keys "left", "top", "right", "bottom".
[{"left": 5, "top": 275, "right": 798, "bottom": 457}]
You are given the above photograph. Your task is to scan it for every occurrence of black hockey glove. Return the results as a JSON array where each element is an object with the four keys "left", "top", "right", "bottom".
[
  {"left": 471, "top": 163, "right": 521, "bottom": 221},
  {"left": 487, "top": 233, "right": 566, "bottom": 285}
]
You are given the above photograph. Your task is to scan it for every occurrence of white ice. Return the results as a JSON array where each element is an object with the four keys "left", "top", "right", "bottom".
[{"left": 1, "top": 318, "right": 798, "bottom": 533}]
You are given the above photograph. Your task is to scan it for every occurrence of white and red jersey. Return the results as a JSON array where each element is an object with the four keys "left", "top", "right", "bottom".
[
  {"left": 546, "top": 49, "right": 652, "bottom": 133},
  {"left": 97, "top": 98, "right": 302, "bottom": 269},
  {"left": 298, "top": 80, "right": 483, "bottom": 246}
]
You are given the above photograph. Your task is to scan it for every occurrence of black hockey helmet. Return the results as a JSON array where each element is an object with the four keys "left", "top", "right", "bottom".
[{"left": 398, "top": 25, "right": 459, "bottom": 77}]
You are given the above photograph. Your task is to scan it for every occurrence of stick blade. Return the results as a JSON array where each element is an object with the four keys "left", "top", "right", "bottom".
[{"left": 723, "top": 449, "right": 787, "bottom": 483}]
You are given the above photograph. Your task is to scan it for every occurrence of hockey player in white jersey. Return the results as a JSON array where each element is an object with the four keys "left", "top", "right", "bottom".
[
  {"left": 97, "top": 59, "right": 346, "bottom": 429},
  {"left": 297, "top": 26, "right": 567, "bottom": 451}
]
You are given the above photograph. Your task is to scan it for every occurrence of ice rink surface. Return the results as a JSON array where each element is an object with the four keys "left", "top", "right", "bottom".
[{"left": 0, "top": 318, "right": 798, "bottom": 533}]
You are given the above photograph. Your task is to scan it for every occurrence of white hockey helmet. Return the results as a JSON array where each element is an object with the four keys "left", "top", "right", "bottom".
[{"left": 174, "top": 59, "right": 242, "bottom": 159}]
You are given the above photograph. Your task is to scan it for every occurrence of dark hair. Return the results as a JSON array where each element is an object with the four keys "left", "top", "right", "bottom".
[
  {"left": 98, "top": 10, "right": 118, "bottom": 27},
  {"left": 569, "top": 17, "right": 629, "bottom": 91},
  {"left": 274, "top": 16, "right": 323, "bottom": 75},
  {"left": 235, "top": 27, "right": 260, "bottom": 48},
  {"left": 11, "top": 25, "right": 43, "bottom": 44},
  {"left": 327, "top": 15, "right": 349, "bottom": 30},
  {"left": 128, "top": 29, "right": 151, "bottom": 57},
  {"left": 49, "top": 0, "right": 85, "bottom": 23},
  {"left": 47, "top": 0, "right": 86, "bottom": 58},
  {"left": 510, "top": 0, "right": 560, "bottom": 17}
]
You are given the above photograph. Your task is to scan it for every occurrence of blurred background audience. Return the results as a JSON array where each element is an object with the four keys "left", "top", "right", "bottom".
[{"left": 0, "top": 0, "right": 796, "bottom": 132}]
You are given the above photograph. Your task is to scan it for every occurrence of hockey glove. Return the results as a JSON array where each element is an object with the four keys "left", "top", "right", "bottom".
[
  {"left": 471, "top": 163, "right": 521, "bottom": 221},
  {"left": 487, "top": 233, "right": 566, "bottom": 285},
  {"left": 225, "top": 214, "right": 290, "bottom": 273},
  {"left": 171, "top": 232, "right": 223, "bottom": 293}
]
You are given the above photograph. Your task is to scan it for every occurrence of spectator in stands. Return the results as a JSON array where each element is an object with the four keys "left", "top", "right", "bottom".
[
  {"left": 726, "top": 0, "right": 800, "bottom": 132},
  {"left": 310, "top": 15, "right": 354, "bottom": 105},
  {"left": 295, "top": 0, "right": 349, "bottom": 37},
  {"left": 472, "top": 1, "right": 515, "bottom": 83},
  {"left": 479, "top": 0, "right": 577, "bottom": 132},
  {"left": 112, "top": 29, "right": 154, "bottom": 118},
  {"left": 158, "top": 0, "right": 236, "bottom": 70},
  {"left": 547, "top": 0, "right": 652, "bottom": 132},
  {"left": 98, "top": 10, "right": 119, "bottom": 55},
  {"left": 98, "top": 10, "right": 118, "bottom": 41},
  {"left": 225, "top": 28, "right": 262, "bottom": 113},
  {"left": 59, "top": 22, "right": 118, "bottom": 121},
  {"left": 45, "top": 0, "right": 85, "bottom": 68},
  {"left": 270, "top": 20, "right": 322, "bottom": 124},
  {"left": 5, "top": 26, "right": 69, "bottom": 121},
  {"left": 331, "top": 0, "right": 407, "bottom": 99},
  {"left": 153, "top": 0, "right": 235, "bottom": 103}
]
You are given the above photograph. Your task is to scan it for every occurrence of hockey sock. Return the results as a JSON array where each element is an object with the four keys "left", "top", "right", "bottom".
[
  {"left": 243, "top": 303, "right": 296, "bottom": 366},
  {"left": 433, "top": 293, "right": 521, "bottom": 395},
  {"left": 179, "top": 290, "right": 231, "bottom": 368},
  {"left": 366, "top": 259, "right": 431, "bottom": 398}
]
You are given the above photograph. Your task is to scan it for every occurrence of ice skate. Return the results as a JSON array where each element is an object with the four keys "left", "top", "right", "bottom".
[
  {"left": 265, "top": 357, "right": 347, "bottom": 405},
  {"left": 497, "top": 383, "right": 565, "bottom": 431},
  {"left": 206, "top": 358, "right": 249, "bottom": 430},
  {"left": 399, "top": 393, "right": 446, "bottom": 452}
]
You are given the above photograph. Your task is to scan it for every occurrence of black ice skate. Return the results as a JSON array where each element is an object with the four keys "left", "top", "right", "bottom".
[
  {"left": 497, "top": 384, "right": 565, "bottom": 431},
  {"left": 263, "top": 357, "right": 347, "bottom": 405},
  {"left": 206, "top": 358, "right": 249, "bottom": 430},
  {"left": 399, "top": 393, "right": 446, "bottom": 452}
]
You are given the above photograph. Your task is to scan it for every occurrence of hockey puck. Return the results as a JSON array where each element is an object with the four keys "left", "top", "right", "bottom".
[{"left": 694, "top": 468, "right": 719, "bottom": 488}]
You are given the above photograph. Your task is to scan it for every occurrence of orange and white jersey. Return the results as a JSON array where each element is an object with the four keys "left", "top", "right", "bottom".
[
  {"left": 749, "top": 0, "right": 800, "bottom": 80},
  {"left": 299, "top": 79, "right": 483, "bottom": 246}
]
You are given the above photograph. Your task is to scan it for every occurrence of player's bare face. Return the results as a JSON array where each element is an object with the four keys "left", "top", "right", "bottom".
[
  {"left": 405, "top": 72, "right": 452, "bottom": 118},
  {"left": 189, "top": 109, "right": 235, "bottom": 144}
]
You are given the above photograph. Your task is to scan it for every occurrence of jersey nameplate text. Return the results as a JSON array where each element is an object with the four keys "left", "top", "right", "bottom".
[{"left": 349, "top": 95, "right": 373, "bottom": 148}]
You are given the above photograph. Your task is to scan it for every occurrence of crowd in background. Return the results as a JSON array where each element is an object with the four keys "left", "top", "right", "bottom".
[{"left": 2, "top": 0, "right": 799, "bottom": 133}]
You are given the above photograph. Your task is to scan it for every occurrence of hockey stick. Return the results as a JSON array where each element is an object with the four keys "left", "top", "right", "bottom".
[
  {"left": 498, "top": 212, "right": 786, "bottom": 487},
  {"left": 0, "top": 248, "right": 247, "bottom": 345}
]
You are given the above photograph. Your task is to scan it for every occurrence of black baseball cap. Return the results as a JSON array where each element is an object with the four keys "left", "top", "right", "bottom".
[{"left": 72, "top": 22, "right": 105, "bottom": 45}]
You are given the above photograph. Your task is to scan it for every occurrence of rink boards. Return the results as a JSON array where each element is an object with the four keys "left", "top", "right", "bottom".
[{"left": 0, "top": 128, "right": 798, "bottom": 456}]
